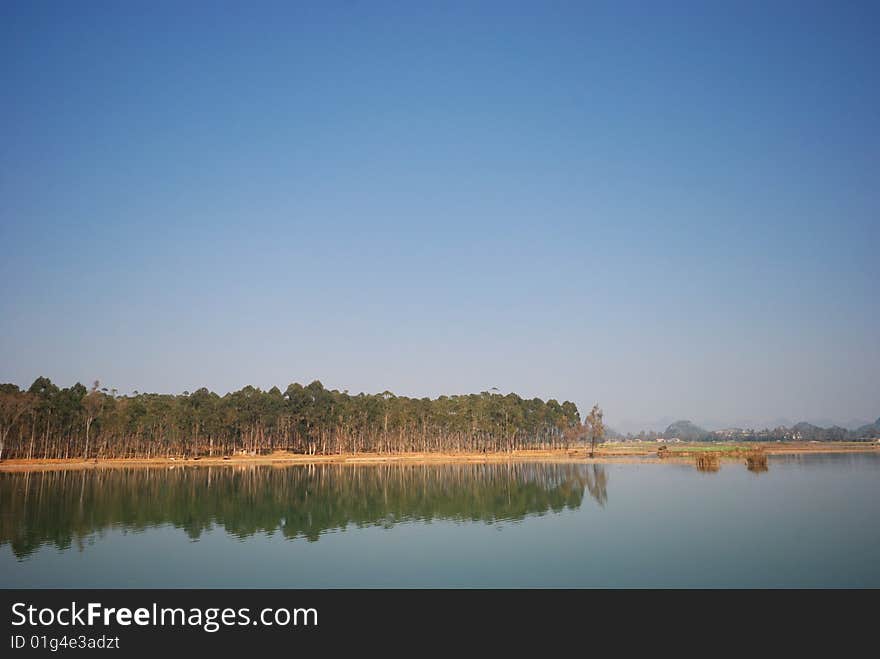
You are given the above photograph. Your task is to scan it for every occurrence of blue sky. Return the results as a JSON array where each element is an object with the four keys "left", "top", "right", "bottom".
[{"left": 2, "top": 1, "right": 878, "bottom": 432}]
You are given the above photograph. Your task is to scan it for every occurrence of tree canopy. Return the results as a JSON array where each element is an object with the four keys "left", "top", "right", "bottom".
[{"left": 0, "top": 377, "right": 582, "bottom": 460}]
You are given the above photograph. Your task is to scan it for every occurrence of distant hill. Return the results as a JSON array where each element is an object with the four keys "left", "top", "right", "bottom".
[
  {"left": 662, "top": 420, "right": 711, "bottom": 442},
  {"left": 792, "top": 422, "right": 852, "bottom": 441},
  {"left": 853, "top": 417, "right": 880, "bottom": 439},
  {"left": 844, "top": 418, "right": 872, "bottom": 431},
  {"left": 791, "top": 421, "right": 821, "bottom": 434},
  {"left": 632, "top": 416, "right": 880, "bottom": 442}
]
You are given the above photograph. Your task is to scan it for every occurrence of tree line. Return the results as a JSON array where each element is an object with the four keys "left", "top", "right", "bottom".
[{"left": 0, "top": 377, "right": 595, "bottom": 460}]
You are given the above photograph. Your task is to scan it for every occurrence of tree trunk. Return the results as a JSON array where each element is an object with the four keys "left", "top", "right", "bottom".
[{"left": 84, "top": 418, "right": 92, "bottom": 459}]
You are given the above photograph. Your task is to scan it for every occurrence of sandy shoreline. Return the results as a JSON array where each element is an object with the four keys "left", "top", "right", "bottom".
[{"left": 0, "top": 442, "right": 877, "bottom": 472}]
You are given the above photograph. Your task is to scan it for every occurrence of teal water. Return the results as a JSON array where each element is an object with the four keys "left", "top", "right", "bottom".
[{"left": 1, "top": 454, "right": 878, "bottom": 587}]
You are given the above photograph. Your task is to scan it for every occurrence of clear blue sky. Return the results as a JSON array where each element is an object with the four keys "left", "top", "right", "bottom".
[{"left": 2, "top": 1, "right": 878, "bottom": 432}]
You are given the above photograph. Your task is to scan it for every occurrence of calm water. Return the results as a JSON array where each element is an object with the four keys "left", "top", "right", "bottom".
[{"left": 1, "top": 454, "right": 878, "bottom": 588}]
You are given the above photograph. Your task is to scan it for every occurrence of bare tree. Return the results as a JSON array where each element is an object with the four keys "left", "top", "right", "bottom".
[{"left": 585, "top": 404, "right": 605, "bottom": 458}]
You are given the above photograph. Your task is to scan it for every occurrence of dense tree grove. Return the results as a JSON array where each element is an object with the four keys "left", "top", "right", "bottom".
[{"left": 0, "top": 377, "right": 582, "bottom": 460}]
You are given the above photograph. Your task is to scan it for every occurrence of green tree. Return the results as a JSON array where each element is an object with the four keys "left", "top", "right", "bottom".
[
  {"left": 0, "top": 377, "right": 583, "bottom": 460},
  {"left": 0, "top": 385, "right": 36, "bottom": 461}
]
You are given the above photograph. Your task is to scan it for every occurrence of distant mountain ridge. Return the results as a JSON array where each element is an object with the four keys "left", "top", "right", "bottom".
[
  {"left": 647, "top": 417, "right": 880, "bottom": 442},
  {"left": 612, "top": 416, "right": 875, "bottom": 435}
]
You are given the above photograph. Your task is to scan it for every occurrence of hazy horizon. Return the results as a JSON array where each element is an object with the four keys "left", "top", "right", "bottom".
[{"left": 2, "top": 2, "right": 878, "bottom": 430}]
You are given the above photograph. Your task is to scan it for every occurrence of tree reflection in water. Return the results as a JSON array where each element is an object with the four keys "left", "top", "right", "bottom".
[
  {"left": 1, "top": 462, "right": 611, "bottom": 559},
  {"left": 584, "top": 464, "right": 608, "bottom": 506}
]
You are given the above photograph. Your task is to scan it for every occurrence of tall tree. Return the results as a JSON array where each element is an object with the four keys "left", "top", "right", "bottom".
[
  {"left": 0, "top": 385, "right": 36, "bottom": 461},
  {"left": 585, "top": 404, "right": 605, "bottom": 458},
  {"left": 82, "top": 381, "right": 103, "bottom": 459}
]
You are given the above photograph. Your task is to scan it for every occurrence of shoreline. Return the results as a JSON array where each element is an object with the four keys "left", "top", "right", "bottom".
[{"left": 1, "top": 442, "right": 877, "bottom": 472}]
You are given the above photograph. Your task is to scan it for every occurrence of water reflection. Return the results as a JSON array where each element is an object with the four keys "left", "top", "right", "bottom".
[
  {"left": 694, "top": 454, "right": 721, "bottom": 473},
  {"left": 0, "top": 463, "right": 609, "bottom": 559},
  {"left": 584, "top": 465, "right": 608, "bottom": 506},
  {"left": 746, "top": 453, "right": 769, "bottom": 473},
  {"left": 691, "top": 452, "right": 772, "bottom": 474}
]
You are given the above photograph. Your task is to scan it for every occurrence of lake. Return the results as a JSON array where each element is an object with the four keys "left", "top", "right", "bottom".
[{"left": 2, "top": 453, "right": 878, "bottom": 587}]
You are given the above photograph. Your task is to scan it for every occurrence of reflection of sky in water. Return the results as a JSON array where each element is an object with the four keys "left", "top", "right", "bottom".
[{"left": 2, "top": 454, "right": 879, "bottom": 588}]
